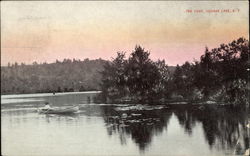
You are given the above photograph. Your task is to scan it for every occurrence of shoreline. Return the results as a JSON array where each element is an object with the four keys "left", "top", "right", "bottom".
[{"left": 1, "top": 91, "right": 102, "bottom": 98}]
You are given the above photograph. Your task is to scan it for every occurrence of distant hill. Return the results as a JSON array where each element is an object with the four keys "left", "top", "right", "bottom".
[{"left": 1, "top": 59, "right": 108, "bottom": 94}]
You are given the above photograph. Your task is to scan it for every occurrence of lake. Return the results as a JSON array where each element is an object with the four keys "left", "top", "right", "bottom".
[{"left": 1, "top": 92, "right": 249, "bottom": 156}]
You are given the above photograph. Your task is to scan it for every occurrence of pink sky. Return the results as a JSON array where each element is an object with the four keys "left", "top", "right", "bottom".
[{"left": 1, "top": 1, "right": 249, "bottom": 66}]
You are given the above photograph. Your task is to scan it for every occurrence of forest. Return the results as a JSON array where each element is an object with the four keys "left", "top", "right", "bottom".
[
  {"left": 101, "top": 37, "right": 249, "bottom": 106},
  {"left": 1, "top": 58, "right": 107, "bottom": 94}
]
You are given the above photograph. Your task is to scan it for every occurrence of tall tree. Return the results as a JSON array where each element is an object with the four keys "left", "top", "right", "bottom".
[{"left": 125, "top": 46, "right": 161, "bottom": 102}]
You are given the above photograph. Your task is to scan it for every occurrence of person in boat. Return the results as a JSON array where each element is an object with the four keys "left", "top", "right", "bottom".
[{"left": 43, "top": 102, "right": 51, "bottom": 110}]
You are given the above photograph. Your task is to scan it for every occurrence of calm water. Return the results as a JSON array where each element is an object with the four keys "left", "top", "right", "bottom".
[{"left": 1, "top": 92, "right": 249, "bottom": 156}]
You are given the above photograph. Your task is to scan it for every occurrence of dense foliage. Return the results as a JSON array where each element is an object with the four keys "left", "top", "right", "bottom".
[
  {"left": 1, "top": 59, "right": 107, "bottom": 94},
  {"left": 101, "top": 38, "right": 249, "bottom": 106},
  {"left": 101, "top": 45, "right": 173, "bottom": 103},
  {"left": 171, "top": 37, "right": 249, "bottom": 106}
]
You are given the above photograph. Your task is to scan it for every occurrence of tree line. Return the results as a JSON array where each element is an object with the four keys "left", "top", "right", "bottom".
[
  {"left": 1, "top": 37, "right": 249, "bottom": 107},
  {"left": 100, "top": 37, "right": 249, "bottom": 106},
  {"left": 1, "top": 58, "right": 107, "bottom": 94}
]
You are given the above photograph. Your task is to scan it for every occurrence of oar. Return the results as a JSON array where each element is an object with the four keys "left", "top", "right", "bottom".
[{"left": 43, "top": 108, "right": 51, "bottom": 114}]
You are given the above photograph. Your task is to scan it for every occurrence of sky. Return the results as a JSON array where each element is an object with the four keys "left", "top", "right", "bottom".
[{"left": 1, "top": 1, "right": 249, "bottom": 66}]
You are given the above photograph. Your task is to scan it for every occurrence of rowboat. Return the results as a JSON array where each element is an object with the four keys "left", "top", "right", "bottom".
[{"left": 38, "top": 106, "right": 79, "bottom": 114}]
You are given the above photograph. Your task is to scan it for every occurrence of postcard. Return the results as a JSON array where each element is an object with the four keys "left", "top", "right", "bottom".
[{"left": 1, "top": 1, "right": 249, "bottom": 156}]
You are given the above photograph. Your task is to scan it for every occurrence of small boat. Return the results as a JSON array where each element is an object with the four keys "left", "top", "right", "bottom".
[{"left": 38, "top": 106, "right": 79, "bottom": 114}]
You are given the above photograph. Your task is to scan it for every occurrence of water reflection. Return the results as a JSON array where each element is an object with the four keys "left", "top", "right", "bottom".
[
  {"left": 101, "top": 104, "right": 249, "bottom": 154},
  {"left": 102, "top": 106, "right": 172, "bottom": 151},
  {"left": 2, "top": 92, "right": 249, "bottom": 156},
  {"left": 44, "top": 113, "right": 80, "bottom": 123},
  {"left": 175, "top": 105, "right": 249, "bottom": 155}
]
